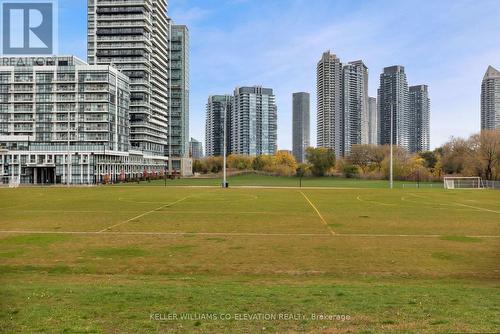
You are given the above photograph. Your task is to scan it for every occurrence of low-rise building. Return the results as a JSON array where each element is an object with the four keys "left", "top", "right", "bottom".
[{"left": 0, "top": 56, "right": 175, "bottom": 185}]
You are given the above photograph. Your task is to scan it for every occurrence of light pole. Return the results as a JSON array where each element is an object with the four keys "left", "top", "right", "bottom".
[
  {"left": 67, "top": 137, "right": 70, "bottom": 187},
  {"left": 222, "top": 103, "right": 228, "bottom": 188},
  {"left": 390, "top": 104, "right": 394, "bottom": 189}
]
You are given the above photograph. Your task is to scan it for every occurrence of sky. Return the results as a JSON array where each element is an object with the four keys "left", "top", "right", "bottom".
[{"left": 58, "top": 0, "right": 500, "bottom": 151}]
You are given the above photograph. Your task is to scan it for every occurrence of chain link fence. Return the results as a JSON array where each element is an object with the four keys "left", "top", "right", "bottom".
[{"left": 483, "top": 180, "right": 500, "bottom": 189}]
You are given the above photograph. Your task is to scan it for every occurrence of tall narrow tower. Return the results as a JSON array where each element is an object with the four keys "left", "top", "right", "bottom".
[
  {"left": 205, "top": 95, "right": 233, "bottom": 157},
  {"left": 169, "top": 24, "right": 190, "bottom": 159},
  {"left": 409, "top": 85, "right": 430, "bottom": 152},
  {"left": 317, "top": 51, "right": 343, "bottom": 157},
  {"left": 481, "top": 66, "right": 500, "bottom": 130},
  {"left": 343, "top": 60, "right": 369, "bottom": 155},
  {"left": 88, "top": 0, "right": 170, "bottom": 156},
  {"left": 378, "top": 66, "right": 410, "bottom": 150},
  {"left": 292, "top": 92, "right": 310, "bottom": 163},
  {"left": 368, "top": 97, "right": 378, "bottom": 145}
]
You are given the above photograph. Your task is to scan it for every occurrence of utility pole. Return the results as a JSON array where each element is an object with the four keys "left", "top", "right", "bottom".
[
  {"left": 222, "top": 104, "right": 227, "bottom": 188},
  {"left": 67, "top": 130, "right": 70, "bottom": 187},
  {"left": 390, "top": 104, "right": 394, "bottom": 189}
]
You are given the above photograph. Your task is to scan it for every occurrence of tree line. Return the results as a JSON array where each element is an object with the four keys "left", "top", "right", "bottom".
[{"left": 193, "top": 130, "right": 500, "bottom": 181}]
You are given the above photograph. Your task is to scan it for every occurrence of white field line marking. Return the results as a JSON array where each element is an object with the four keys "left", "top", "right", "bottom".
[
  {"left": 401, "top": 196, "right": 456, "bottom": 207},
  {"left": 189, "top": 193, "right": 259, "bottom": 201},
  {"left": 2, "top": 209, "right": 145, "bottom": 214},
  {"left": 357, "top": 195, "right": 397, "bottom": 206},
  {"left": 234, "top": 186, "right": 361, "bottom": 190},
  {"left": 0, "top": 209, "right": 297, "bottom": 216},
  {"left": 1, "top": 230, "right": 499, "bottom": 238},
  {"left": 299, "top": 191, "right": 335, "bottom": 235},
  {"left": 335, "top": 233, "right": 500, "bottom": 238},
  {"left": 407, "top": 193, "right": 455, "bottom": 206},
  {"left": 401, "top": 196, "right": 433, "bottom": 206},
  {"left": 135, "top": 210, "right": 299, "bottom": 215},
  {"left": 98, "top": 196, "right": 191, "bottom": 233},
  {"left": 408, "top": 193, "right": 500, "bottom": 213},
  {"left": 453, "top": 202, "right": 500, "bottom": 214},
  {"left": 109, "top": 185, "right": 363, "bottom": 190},
  {"left": 0, "top": 230, "right": 332, "bottom": 237}
]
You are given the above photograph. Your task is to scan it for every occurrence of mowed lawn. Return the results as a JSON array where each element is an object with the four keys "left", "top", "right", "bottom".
[
  {"left": 0, "top": 183, "right": 499, "bottom": 333},
  {"left": 121, "top": 173, "right": 443, "bottom": 189}
]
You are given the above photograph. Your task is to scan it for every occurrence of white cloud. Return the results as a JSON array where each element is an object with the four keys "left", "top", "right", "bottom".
[{"left": 179, "top": 0, "right": 500, "bottom": 150}]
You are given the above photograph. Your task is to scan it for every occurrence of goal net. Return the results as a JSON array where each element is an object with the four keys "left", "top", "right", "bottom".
[{"left": 443, "top": 177, "right": 482, "bottom": 190}]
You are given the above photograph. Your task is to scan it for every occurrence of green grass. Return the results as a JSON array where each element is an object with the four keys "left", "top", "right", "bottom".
[
  {"left": 0, "top": 178, "right": 499, "bottom": 333},
  {"left": 0, "top": 234, "right": 71, "bottom": 246},
  {"left": 1, "top": 278, "right": 498, "bottom": 333},
  {"left": 440, "top": 235, "right": 483, "bottom": 243},
  {"left": 89, "top": 247, "right": 150, "bottom": 258},
  {"left": 123, "top": 173, "right": 443, "bottom": 189}
]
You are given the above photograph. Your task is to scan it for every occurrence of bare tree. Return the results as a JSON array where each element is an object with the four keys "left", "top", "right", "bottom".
[{"left": 474, "top": 130, "right": 500, "bottom": 180}]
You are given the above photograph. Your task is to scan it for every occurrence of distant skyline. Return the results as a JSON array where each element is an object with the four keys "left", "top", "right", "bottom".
[{"left": 57, "top": 0, "right": 500, "bottom": 150}]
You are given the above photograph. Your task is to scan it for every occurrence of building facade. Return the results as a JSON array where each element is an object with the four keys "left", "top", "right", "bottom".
[
  {"left": 231, "top": 86, "right": 277, "bottom": 156},
  {"left": 368, "top": 97, "right": 378, "bottom": 145},
  {"left": 189, "top": 138, "right": 203, "bottom": 160},
  {"left": 88, "top": 0, "right": 170, "bottom": 156},
  {"left": 0, "top": 56, "right": 170, "bottom": 185},
  {"left": 342, "top": 60, "right": 369, "bottom": 155},
  {"left": 409, "top": 85, "right": 430, "bottom": 152},
  {"left": 205, "top": 95, "right": 232, "bottom": 157},
  {"left": 317, "top": 51, "right": 343, "bottom": 157},
  {"left": 169, "top": 24, "right": 190, "bottom": 163},
  {"left": 378, "top": 65, "right": 410, "bottom": 151},
  {"left": 292, "top": 92, "right": 310, "bottom": 163},
  {"left": 481, "top": 65, "right": 500, "bottom": 130}
]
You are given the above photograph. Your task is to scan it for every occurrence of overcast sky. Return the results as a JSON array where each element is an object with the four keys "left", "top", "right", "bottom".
[{"left": 59, "top": 0, "right": 500, "bottom": 150}]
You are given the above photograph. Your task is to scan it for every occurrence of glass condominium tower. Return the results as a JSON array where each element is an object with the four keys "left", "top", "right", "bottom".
[
  {"left": 317, "top": 51, "right": 369, "bottom": 157},
  {"left": 205, "top": 95, "right": 233, "bottom": 157},
  {"left": 317, "top": 51, "right": 343, "bottom": 157},
  {"left": 87, "top": 0, "right": 170, "bottom": 156},
  {"left": 481, "top": 65, "right": 500, "bottom": 130},
  {"left": 409, "top": 85, "right": 430, "bottom": 152},
  {"left": 368, "top": 97, "right": 378, "bottom": 145},
  {"left": 231, "top": 87, "right": 277, "bottom": 156},
  {"left": 169, "top": 24, "right": 189, "bottom": 160},
  {"left": 292, "top": 92, "right": 310, "bottom": 163},
  {"left": 378, "top": 65, "right": 410, "bottom": 151},
  {"left": 343, "top": 60, "right": 369, "bottom": 155}
]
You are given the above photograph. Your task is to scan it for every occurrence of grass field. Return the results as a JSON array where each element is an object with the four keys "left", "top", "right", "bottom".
[
  {"left": 0, "top": 176, "right": 499, "bottom": 333},
  {"left": 122, "top": 173, "right": 443, "bottom": 189}
]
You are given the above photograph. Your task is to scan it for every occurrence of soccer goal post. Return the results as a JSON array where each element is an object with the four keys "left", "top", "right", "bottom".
[{"left": 443, "top": 177, "right": 482, "bottom": 190}]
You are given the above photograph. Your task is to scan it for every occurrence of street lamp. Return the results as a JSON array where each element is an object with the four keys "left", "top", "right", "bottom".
[
  {"left": 222, "top": 103, "right": 228, "bottom": 188},
  {"left": 67, "top": 136, "right": 70, "bottom": 187},
  {"left": 390, "top": 104, "right": 394, "bottom": 189},
  {"left": 75, "top": 152, "right": 80, "bottom": 185}
]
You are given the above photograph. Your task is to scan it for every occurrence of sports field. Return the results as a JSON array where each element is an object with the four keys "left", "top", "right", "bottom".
[{"left": 0, "top": 178, "right": 499, "bottom": 333}]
